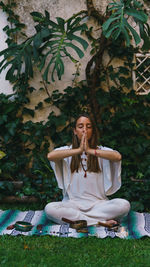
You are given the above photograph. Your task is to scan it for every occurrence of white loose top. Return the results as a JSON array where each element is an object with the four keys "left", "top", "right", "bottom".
[{"left": 50, "top": 145, "right": 121, "bottom": 204}]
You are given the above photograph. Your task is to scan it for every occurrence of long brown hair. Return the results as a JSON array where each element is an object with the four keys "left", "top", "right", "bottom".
[{"left": 70, "top": 113, "right": 101, "bottom": 173}]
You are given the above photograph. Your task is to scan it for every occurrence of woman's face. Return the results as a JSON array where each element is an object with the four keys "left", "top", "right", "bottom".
[{"left": 74, "top": 116, "right": 93, "bottom": 141}]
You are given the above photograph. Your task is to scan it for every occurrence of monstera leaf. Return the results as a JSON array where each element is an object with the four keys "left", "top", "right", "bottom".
[
  {"left": 0, "top": 10, "right": 88, "bottom": 83},
  {"left": 102, "top": 0, "right": 149, "bottom": 48}
]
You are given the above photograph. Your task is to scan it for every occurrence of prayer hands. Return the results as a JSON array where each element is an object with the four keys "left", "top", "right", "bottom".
[{"left": 80, "top": 132, "right": 90, "bottom": 153}]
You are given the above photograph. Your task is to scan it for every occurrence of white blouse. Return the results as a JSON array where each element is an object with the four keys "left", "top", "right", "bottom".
[{"left": 50, "top": 145, "right": 121, "bottom": 203}]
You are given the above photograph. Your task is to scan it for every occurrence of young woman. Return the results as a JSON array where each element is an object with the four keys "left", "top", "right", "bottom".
[{"left": 45, "top": 114, "right": 130, "bottom": 227}]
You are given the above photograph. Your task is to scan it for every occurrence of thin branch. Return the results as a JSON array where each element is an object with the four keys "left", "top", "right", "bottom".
[
  {"left": 41, "top": 76, "right": 51, "bottom": 97},
  {"left": 65, "top": 10, "right": 88, "bottom": 23}
]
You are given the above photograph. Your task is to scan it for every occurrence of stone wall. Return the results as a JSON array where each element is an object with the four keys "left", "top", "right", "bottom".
[
  {"left": 0, "top": 0, "right": 149, "bottom": 121},
  {"left": 0, "top": 10, "right": 13, "bottom": 94},
  {"left": 0, "top": 0, "right": 118, "bottom": 122},
  {"left": 10, "top": 0, "right": 92, "bottom": 122}
]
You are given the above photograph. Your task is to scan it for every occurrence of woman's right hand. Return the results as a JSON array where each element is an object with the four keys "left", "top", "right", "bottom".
[
  {"left": 48, "top": 133, "right": 87, "bottom": 161},
  {"left": 79, "top": 132, "right": 86, "bottom": 153}
]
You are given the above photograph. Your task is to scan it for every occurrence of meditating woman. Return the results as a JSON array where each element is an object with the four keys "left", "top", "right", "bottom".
[{"left": 45, "top": 113, "right": 130, "bottom": 227}]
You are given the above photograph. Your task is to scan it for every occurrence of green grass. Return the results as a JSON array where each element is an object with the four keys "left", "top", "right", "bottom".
[
  {"left": 1, "top": 236, "right": 150, "bottom": 267},
  {"left": 0, "top": 204, "right": 150, "bottom": 267}
]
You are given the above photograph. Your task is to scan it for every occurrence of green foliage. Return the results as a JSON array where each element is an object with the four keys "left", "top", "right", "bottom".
[
  {"left": 0, "top": 48, "right": 150, "bottom": 211},
  {"left": 44, "top": 85, "right": 90, "bottom": 146},
  {"left": 0, "top": 151, "right": 6, "bottom": 160},
  {"left": 102, "top": 0, "right": 150, "bottom": 49},
  {"left": 0, "top": 0, "right": 150, "bottom": 212},
  {"left": 1, "top": 236, "right": 150, "bottom": 267},
  {"left": 0, "top": 93, "right": 24, "bottom": 180},
  {"left": 0, "top": 150, "right": 6, "bottom": 175},
  {"left": 41, "top": 77, "right": 150, "bottom": 211},
  {"left": 0, "top": 0, "right": 26, "bottom": 45},
  {"left": 0, "top": 93, "right": 61, "bottom": 202},
  {"left": 0, "top": 5, "right": 88, "bottom": 83},
  {"left": 31, "top": 156, "right": 61, "bottom": 202},
  {"left": 95, "top": 87, "right": 150, "bottom": 211}
]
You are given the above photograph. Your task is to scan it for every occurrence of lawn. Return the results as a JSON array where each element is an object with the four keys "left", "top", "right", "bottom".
[{"left": 0, "top": 204, "right": 150, "bottom": 267}]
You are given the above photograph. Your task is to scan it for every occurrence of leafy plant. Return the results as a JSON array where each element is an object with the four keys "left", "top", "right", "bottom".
[
  {"left": 102, "top": 0, "right": 150, "bottom": 49},
  {"left": 31, "top": 156, "right": 62, "bottom": 202},
  {"left": 42, "top": 82, "right": 150, "bottom": 211},
  {"left": 0, "top": 6, "right": 88, "bottom": 83},
  {"left": 0, "top": 0, "right": 150, "bottom": 212},
  {"left": 0, "top": 151, "right": 6, "bottom": 160},
  {"left": 0, "top": 150, "right": 6, "bottom": 175}
]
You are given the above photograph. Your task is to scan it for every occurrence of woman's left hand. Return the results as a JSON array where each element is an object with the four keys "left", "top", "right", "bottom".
[{"left": 84, "top": 132, "right": 90, "bottom": 152}]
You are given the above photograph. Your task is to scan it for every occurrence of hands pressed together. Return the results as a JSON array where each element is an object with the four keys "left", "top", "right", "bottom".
[
  {"left": 47, "top": 131, "right": 121, "bottom": 162},
  {"left": 79, "top": 132, "right": 90, "bottom": 154}
]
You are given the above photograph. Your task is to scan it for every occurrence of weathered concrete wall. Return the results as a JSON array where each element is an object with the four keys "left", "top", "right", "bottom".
[
  {"left": 15, "top": 0, "right": 87, "bottom": 35},
  {"left": 1, "top": 0, "right": 149, "bottom": 121},
  {"left": 0, "top": 10, "right": 13, "bottom": 94},
  {"left": 93, "top": 0, "right": 110, "bottom": 15},
  {"left": 13, "top": 0, "right": 91, "bottom": 122},
  {"left": 0, "top": 0, "right": 133, "bottom": 121},
  {"left": 0, "top": 1, "right": 89, "bottom": 121}
]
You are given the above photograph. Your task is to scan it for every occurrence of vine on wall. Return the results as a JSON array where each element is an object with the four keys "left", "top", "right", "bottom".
[{"left": 0, "top": 0, "right": 150, "bottom": 210}]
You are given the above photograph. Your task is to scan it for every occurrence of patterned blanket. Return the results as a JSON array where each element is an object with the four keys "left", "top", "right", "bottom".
[{"left": 0, "top": 209, "right": 150, "bottom": 239}]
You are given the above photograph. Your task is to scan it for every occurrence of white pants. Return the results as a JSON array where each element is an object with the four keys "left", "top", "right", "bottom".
[{"left": 45, "top": 198, "right": 130, "bottom": 226}]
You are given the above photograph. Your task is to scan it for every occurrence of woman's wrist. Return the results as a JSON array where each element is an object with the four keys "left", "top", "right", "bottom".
[
  {"left": 76, "top": 147, "right": 83, "bottom": 154},
  {"left": 87, "top": 148, "right": 121, "bottom": 161},
  {"left": 94, "top": 149, "right": 98, "bottom": 156},
  {"left": 86, "top": 148, "right": 95, "bottom": 155},
  {"left": 86, "top": 148, "right": 100, "bottom": 157}
]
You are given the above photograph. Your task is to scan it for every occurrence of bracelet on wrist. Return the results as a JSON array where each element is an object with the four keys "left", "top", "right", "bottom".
[{"left": 94, "top": 149, "right": 97, "bottom": 156}]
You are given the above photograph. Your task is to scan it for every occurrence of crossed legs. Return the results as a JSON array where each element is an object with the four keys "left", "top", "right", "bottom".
[{"left": 45, "top": 198, "right": 130, "bottom": 226}]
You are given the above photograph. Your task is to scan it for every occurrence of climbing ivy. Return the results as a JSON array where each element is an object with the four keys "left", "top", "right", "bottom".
[{"left": 0, "top": 0, "right": 150, "bottom": 210}]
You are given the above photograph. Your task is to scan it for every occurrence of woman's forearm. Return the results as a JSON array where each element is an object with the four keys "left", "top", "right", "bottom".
[
  {"left": 86, "top": 148, "right": 122, "bottom": 162},
  {"left": 47, "top": 148, "right": 82, "bottom": 161}
]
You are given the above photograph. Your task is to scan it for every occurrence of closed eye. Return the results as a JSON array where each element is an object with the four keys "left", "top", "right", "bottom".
[
  {"left": 86, "top": 124, "right": 92, "bottom": 128},
  {"left": 78, "top": 124, "right": 84, "bottom": 128},
  {"left": 77, "top": 123, "right": 92, "bottom": 129}
]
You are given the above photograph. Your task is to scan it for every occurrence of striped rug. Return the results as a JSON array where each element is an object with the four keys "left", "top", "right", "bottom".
[{"left": 0, "top": 209, "right": 150, "bottom": 239}]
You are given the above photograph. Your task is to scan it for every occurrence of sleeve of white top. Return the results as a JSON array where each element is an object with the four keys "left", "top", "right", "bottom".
[
  {"left": 49, "top": 145, "right": 71, "bottom": 196},
  {"left": 98, "top": 146, "right": 121, "bottom": 196}
]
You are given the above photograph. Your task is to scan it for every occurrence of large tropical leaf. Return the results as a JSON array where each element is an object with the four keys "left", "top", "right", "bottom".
[
  {"left": 67, "top": 33, "right": 88, "bottom": 50},
  {"left": 121, "top": 27, "right": 131, "bottom": 47},
  {"left": 0, "top": 11, "right": 88, "bottom": 83},
  {"left": 102, "top": 16, "right": 121, "bottom": 32},
  {"left": 64, "top": 43, "right": 84, "bottom": 58},
  {"left": 103, "top": 22, "right": 120, "bottom": 38},
  {"left": 56, "top": 17, "right": 65, "bottom": 31},
  {"left": 124, "top": 19, "right": 141, "bottom": 45},
  {"left": 102, "top": 0, "right": 149, "bottom": 47},
  {"left": 126, "top": 9, "right": 148, "bottom": 23},
  {"left": 139, "top": 23, "right": 150, "bottom": 51}
]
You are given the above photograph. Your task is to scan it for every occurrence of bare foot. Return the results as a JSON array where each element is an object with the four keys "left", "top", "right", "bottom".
[
  {"left": 97, "top": 220, "right": 118, "bottom": 228},
  {"left": 106, "top": 220, "right": 118, "bottom": 227}
]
